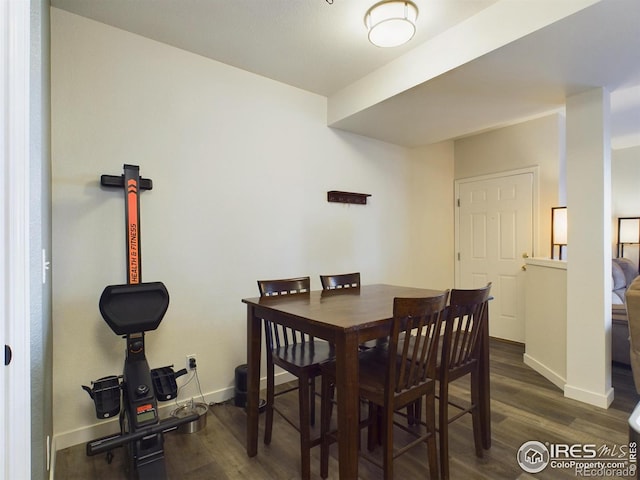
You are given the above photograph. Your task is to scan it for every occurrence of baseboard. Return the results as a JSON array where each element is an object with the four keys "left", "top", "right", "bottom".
[
  {"left": 523, "top": 353, "right": 566, "bottom": 390},
  {"left": 523, "top": 353, "right": 616, "bottom": 409},
  {"left": 53, "top": 371, "right": 296, "bottom": 451},
  {"left": 491, "top": 336, "right": 525, "bottom": 347},
  {"left": 564, "top": 383, "right": 615, "bottom": 409}
]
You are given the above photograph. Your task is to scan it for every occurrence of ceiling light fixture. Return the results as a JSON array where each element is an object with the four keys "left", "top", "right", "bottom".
[{"left": 364, "top": 0, "right": 418, "bottom": 48}]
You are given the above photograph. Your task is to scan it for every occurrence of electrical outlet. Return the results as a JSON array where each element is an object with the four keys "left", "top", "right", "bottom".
[{"left": 186, "top": 354, "right": 197, "bottom": 371}]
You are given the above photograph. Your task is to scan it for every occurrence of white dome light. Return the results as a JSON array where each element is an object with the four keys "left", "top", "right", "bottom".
[{"left": 364, "top": 1, "right": 418, "bottom": 48}]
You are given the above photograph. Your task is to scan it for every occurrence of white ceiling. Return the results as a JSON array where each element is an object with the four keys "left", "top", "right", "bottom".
[{"left": 51, "top": 0, "right": 640, "bottom": 148}]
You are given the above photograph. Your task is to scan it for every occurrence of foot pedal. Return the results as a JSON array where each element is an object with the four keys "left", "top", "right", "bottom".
[
  {"left": 151, "top": 367, "right": 178, "bottom": 401},
  {"left": 90, "top": 376, "right": 121, "bottom": 419}
]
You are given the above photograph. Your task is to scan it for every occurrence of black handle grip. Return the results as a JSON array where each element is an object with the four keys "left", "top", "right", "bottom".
[
  {"left": 4, "top": 345, "right": 11, "bottom": 366},
  {"left": 100, "top": 174, "right": 153, "bottom": 190}
]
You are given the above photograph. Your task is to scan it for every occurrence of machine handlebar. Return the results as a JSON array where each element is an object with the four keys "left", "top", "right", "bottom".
[{"left": 86, "top": 412, "right": 200, "bottom": 456}]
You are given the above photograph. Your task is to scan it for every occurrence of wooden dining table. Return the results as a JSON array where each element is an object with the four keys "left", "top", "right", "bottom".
[{"left": 242, "top": 283, "right": 492, "bottom": 479}]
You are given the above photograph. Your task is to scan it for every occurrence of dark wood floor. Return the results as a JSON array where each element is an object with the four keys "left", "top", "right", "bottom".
[{"left": 55, "top": 339, "right": 639, "bottom": 479}]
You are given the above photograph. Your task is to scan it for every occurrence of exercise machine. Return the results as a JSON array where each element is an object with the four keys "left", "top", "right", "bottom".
[{"left": 83, "top": 164, "right": 198, "bottom": 479}]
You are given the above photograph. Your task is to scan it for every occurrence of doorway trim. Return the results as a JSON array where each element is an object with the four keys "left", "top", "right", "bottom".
[{"left": 1, "top": 0, "right": 32, "bottom": 478}]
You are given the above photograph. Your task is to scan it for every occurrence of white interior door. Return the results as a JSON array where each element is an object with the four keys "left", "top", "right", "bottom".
[{"left": 456, "top": 172, "right": 534, "bottom": 342}]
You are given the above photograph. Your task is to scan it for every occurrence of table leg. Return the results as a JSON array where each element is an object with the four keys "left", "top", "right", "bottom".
[
  {"left": 246, "top": 305, "right": 261, "bottom": 457},
  {"left": 479, "top": 303, "right": 491, "bottom": 449},
  {"left": 335, "top": 332, "right": 360, "bottom": 479}
]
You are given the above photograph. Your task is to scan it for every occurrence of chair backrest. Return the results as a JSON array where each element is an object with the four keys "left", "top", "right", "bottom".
[
  {"left": 257, "top": 277, "right": 311, "bottom": 349},
  {"left": 442, "top": 283, "right": 492, "bottom": 372},
  {"left": 389, "top": 292, "right": 449, "bottom": 394},
  {"left": 320, "top": 272, "right": 361, "bottom": 290},
  {"left": 258, "top": 276, "right": 311, "bottom": 297}
]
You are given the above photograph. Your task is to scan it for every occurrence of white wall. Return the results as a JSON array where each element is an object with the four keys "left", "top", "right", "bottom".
[
  {"left": 30, "top": 0, "right": 53, "bottom": 477},
  {"left": 407, "top": 142, "right": 456, "bottom": 288},
  {"left": 613, "top": 146, "right": 640, "bottom": 215},
  {"left": 612, "top": 145, "right": 640, "bottom": 264},
  {"left": 523, "top": 259, "right": 567, "bottom": 389},
  {"left": 50, "top": 8, "right": 454, "bottom": 448}
]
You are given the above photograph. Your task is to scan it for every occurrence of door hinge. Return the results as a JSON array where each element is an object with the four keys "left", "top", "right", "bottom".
[
  {"left": 457, "top": 198, "right": 460, "bottom": 207},
  {"left": 457, "top": 252, "right": 461, "bottom": 261}
]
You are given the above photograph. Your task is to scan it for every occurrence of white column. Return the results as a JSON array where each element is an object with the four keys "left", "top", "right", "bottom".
[{"left": 564, "top": 88, "right": 613, "bottom": 408}]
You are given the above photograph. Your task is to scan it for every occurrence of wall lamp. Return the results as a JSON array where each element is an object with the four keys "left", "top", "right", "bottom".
[{"left": 551, "top": 206, "right": 567, "bottom": 260}]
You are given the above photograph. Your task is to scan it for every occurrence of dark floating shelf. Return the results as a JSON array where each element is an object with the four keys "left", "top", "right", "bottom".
[{"left": 327, "top": 191, "right": 371, "bottom": 205}]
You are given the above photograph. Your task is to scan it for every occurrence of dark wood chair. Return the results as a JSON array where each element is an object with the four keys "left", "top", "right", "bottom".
[
  {"left": 319, "top": 292, "right": 448, "bottom": 480},
  {"left": 319, "top": 272, "right": 360, "bottom": 290},
  {"left": 257, "top": 276, "right": 334, "bottom": 480},
  {"left": 320, "top": 272, "right": 382, "bottom": 352},
  {"left": 321, "top": 272, "right": 384, "bottom": 350},
  {"left": 437, "top": 283, "right": 492, "bottom": 480}
]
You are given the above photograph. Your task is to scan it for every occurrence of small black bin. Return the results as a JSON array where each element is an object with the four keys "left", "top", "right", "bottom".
[{"left": 234, "top": 364, "right": 247, "bottom": 407}]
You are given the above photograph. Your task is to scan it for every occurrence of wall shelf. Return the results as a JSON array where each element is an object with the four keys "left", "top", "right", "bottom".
[{"left": 327, "top": 191, "right": 371, "bottom": 205}]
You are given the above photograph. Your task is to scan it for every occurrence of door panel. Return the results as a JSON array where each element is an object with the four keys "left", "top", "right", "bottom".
[
  {"left": 458, "top": 172, "right": 533, "bottom": 342},
  {"left": 471, "top": 214, "right": 487, "bottom": 258},
  {"left": 499, "top": 211, "right": 517, "bottom": 259}
]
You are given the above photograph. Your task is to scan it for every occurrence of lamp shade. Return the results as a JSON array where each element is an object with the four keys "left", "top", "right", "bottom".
[
  {"left": 365, "top": 1, "right": 418, "bottom": 48},
  {"left": 619, "top": 218, "right": 640, "bottom": 244},
  {"left": 551, "top": 206, "right": 567, "bottom": 260},
  {"left": 552, "top": 207, "right": 567, "bottom": 245}
]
